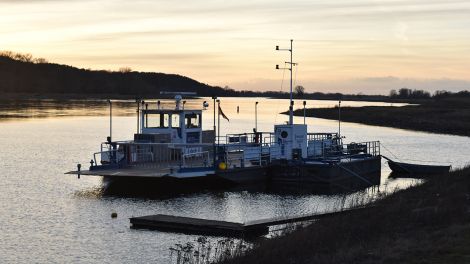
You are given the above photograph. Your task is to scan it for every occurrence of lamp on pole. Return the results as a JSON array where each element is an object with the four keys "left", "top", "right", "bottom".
[
  {"left": 216, "top": 99, "right": 221, "bottom": 146},
  {"left": 303, "top": 101, "right": 306, "bottom": 125},
  {"left": 338, "top": 100, "right": 342, "bottom": 138},
  {"left": 275, "top": 39, "right": 297, "bottom": 125},
  {"left": 212, "top": 96, "right": 217, "bottom": 167},
  {"left": 136, "top": 99, "right": 140, "bottom": 133},
  {"left": 255, "top": 101, "right": 259, "bottom": 132},
  {"left": 107, "top": 99, "right": 112, "bottom": 142}
]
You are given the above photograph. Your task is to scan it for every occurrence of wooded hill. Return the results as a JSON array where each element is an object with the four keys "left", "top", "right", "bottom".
[{"left": 0, "top": 53, "right": 224, "bottom": 97}]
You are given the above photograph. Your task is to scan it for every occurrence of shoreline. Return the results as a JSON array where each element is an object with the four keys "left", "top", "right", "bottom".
[
  {"left": 0, "top": 92, "right": 422, "bottom": 104},
  {"left": 291, "top": 99, "right": 470, "bottom": 137}
]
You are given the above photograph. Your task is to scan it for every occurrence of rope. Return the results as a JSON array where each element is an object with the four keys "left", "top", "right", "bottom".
[
  {"left": 336, "top": 163, "right": 373, "bottom": 185},
  {"left": 381, "top": 144, "right": 402, "bottom": 162},
  {"left": 293, "top": 63, "right": 298, "bottom": 88},
  {"left": 381, "top": 143, "right": 452, "bottom": 164}
]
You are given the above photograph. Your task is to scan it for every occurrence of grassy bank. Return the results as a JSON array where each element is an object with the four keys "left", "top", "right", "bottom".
[
  {"left": 292, "top": 97, "right": 470, "bottom": 137},
  {"left": 222, "top": 167, "right": 470, "bottom": 264}
]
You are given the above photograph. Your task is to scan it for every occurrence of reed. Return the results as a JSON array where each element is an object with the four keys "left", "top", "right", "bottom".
[
  {"left": 169, "top": 237, "right": 252, "bottom": 264},
  {"left": 219, "top": 166, "right": 470, "bottom": 264}
]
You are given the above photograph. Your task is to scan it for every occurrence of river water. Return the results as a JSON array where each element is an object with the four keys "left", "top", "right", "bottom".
[{"left": 1, "top": 97, "right": 468, "bottom": 263}]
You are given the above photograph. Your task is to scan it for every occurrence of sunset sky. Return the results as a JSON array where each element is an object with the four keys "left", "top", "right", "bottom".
[{"left": 1, "top": 0, "right": 469, "bottom": 94}]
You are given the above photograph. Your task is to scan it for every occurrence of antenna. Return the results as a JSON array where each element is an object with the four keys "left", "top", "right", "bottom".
[{"left": 275, "top": 39, "right": 297, "bottom": 125}]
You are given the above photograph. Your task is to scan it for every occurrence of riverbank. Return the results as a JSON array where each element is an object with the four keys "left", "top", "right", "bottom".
[
  {"left": 292, "top": 97, "right": 470, "bottom": 137},
  {"left": 223, "top": 166, "right": 470, "bottom": 264}
]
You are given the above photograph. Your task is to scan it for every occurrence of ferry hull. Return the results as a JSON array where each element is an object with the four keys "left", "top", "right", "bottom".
[
  {"left": 102, "top": 175, "right": 230, "bottom": 196},
  {"left": 269, "top": 156, "right": 381, "bottom": 192},
  {"left": 215, "top": 166, "right": 268, "bottom": 184}
]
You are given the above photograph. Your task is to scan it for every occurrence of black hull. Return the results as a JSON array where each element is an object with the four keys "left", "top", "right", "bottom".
[
  {"left": 388, "top": 161, "right": 450, "bottom": 175},
  {"left": 99, "top": 157, "right": 381, "bottom": 195},
  {"left": 215, "top": 166, "right": 268, "bottom": 184},
  {"left": 102, "top": 175, "right": 231, "bottom": 197},
  {"left": 269, "top": 156, "right": 381, "bottom": 193}
]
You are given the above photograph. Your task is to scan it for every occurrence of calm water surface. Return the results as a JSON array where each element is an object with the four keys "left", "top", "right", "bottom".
[{"left": 1, "top": 98, "right": 468, "bottom": 263}]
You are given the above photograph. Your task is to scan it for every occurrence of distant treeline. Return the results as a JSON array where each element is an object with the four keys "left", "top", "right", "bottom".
[
  {"left": 0, "top": 51, "right": 468, "bottom": 101},
  {"left": 389, "top": 87, "right": 470, "bottom": 100}
]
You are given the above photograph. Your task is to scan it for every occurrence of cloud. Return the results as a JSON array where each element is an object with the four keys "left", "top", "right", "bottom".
[{"left": 74, "top": 27, "right": 238, "bottom": 42}]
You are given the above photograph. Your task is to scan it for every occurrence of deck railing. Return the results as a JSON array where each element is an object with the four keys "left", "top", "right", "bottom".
[
  {"left": 93, "top": 138, "right": 380, "bottom": 170},
  {"left": 96, "top": 142, "right": 215, "bottom": 169},
  {"left": 309, "top": 140, "right": 380, "bottom": 160}
]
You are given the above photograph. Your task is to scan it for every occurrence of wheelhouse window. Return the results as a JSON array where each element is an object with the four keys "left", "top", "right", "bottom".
[
  {"left": 172, "top": 114, "right": 180, "bottom": 128},
  {"left": 185, "top": 113, "right": 200, "bottom": 128},
  {"left": 144, "top": 113, "right": 169, "bottom": 128}
]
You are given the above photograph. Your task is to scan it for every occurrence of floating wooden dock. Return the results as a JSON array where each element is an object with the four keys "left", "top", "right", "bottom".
[
  {"left": 130, "top": 214, "right": 259, "bottom": 236},
  {"left": 130, "top": 206, "right": 368, "bottom": 237}
]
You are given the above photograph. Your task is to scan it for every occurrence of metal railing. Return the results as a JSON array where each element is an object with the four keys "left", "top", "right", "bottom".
[
  {"left": 182, "top": 151, "right": 210, "bottom": 168},
  {"left": 308, "top": 140, "right": 380, "bottom": 160},
  {"left": 94, "top": 142, "right": 214, "bottom": 169},
  {"left": 93, "top": 149, "right": 120, "bottom": 166},
  {"left": 307, "top": 132, "right": 339, "bottom": 142},
  {"left": 92, "top": 138, "right": 380, "bottom": 170}
]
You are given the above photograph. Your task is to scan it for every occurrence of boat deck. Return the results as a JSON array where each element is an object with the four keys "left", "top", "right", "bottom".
[
  {"left": 66, "top": 165, "right": 215, "bottom": 179},
  {"left": 66, "top": 167, "right": 172, "bottom": 178}
]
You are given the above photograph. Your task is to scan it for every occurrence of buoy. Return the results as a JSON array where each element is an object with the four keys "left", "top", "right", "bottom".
[
  {"left": 218, "top": 162, "right": 227, "bottom": 170},
  {"left": 111, "top": 212, "right": 118, "bottom": 218}
]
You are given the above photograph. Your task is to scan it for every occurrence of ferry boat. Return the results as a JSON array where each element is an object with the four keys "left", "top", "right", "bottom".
[{"left": 68, "top": 41, "right": 381, "bottom": 192}]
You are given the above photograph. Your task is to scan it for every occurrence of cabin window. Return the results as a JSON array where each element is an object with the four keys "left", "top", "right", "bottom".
[
  {"left": 144, "top": 113, "right": 169, "bottom": 128},
  {"left": 171, "top": 114, "right": 180, "bottom": 128},
  {"left": 162, "top": 114, "right": 169, "bottom": 128},
  {"left": 185, "top": 113, "right": 200, "bottom": 128},
  {"left": 145, "top": 113, "right": 160, "bottom": 128}
]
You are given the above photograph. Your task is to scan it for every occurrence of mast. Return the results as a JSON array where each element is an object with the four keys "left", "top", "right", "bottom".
[
  {"left": 276, "top": 39, "right": 297, "bottom": 125},
  {"left": 289, "top": 39, "right": 293, "bottom": 125}
]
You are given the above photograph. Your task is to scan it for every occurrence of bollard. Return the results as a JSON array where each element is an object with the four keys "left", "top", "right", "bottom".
[{"left": 77, "top": 163, "right": 81, "bottom": 179}]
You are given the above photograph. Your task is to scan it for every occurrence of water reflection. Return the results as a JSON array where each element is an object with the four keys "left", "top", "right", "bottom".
[
  {"left": 0, "top": 97, "right": 407, "bottom": 120},
  {"left": 0, "top": 98, "right": 466, "bottom": 263}
]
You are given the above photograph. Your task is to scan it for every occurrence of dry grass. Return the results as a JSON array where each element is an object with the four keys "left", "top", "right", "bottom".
[{"left": 221, "top": 167, "right": 470, "bottom": 264}]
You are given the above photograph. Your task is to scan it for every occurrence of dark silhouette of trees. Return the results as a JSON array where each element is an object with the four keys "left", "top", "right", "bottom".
[
  {"left": 119, "top": 67, "right": 132, "bottom": 73},
  {"left": 0, "top": 51, "right": 223, "bottom": 96},
  {"left": 295, "top": 85, "right": 305, "bottom": 97},
  {"left": 389, "top": 87, "right": 431, "bottom": 99}
]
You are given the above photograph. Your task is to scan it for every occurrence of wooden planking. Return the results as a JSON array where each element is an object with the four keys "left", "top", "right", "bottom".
[
  {"left": 130, "top": 214, "right": 267, "bottom": 237},
  {"left": 129, "top": 207, "right": 370, "bottom": 237},
  {"left": 244, "top": 206, "right": 369, "bottom": 228}
]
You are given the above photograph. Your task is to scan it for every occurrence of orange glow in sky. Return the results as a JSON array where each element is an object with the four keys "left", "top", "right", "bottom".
[{"left": 1, "top": 0, "right": 469, "bottom": 94}]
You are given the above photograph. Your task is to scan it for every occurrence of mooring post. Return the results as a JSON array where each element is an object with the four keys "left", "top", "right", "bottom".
[{"left": 77, "top": 163, "right": 81, "bottom": 179}]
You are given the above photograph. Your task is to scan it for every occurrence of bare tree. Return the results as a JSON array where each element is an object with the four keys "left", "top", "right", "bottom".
[
  {"left": 34, "top": 58, "right": 48, "bottom": 64},
  {"left": 119, "top": 67, "right": 132, "bottom": 73},
  {"left": 295, "top": 85, "right": 305, "bottom": 97}
]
